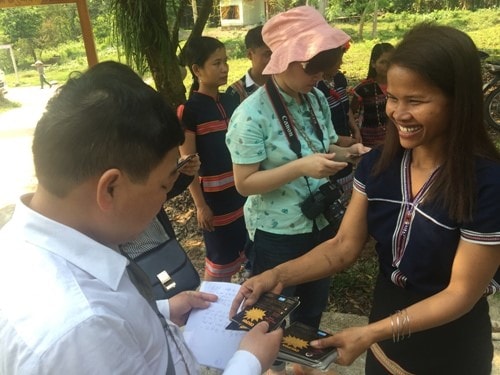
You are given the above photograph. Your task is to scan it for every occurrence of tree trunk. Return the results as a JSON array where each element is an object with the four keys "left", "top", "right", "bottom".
[
  {"left": 191, "top": 0, "right": 198, "bottom": 23},
  {"left": 186, "top": 0, "right": 214, "bottom": 43},
  {"left": 358, "top": 1, "right": 371, "bottom": 40},
  {"left": 112, "top": 0, "right": 214, "bottom": 108},
  {"left": 146, "top": 36, "right": 187, "bottom": 108},
  {"left": 372, "top": 0, "right": 378, "bottom": 38}
]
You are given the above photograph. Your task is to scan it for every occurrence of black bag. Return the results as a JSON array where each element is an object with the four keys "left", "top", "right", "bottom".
[{"left": 134, "top": 209, "right": 200, "bottom": 300}]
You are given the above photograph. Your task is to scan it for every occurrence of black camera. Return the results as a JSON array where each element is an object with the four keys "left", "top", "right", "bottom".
[{"left": 300, "top": 181, "right": 346, "bottom": 231}]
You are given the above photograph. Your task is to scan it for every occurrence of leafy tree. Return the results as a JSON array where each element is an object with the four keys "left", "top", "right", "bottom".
[
  {"left": 110, "top": 0, "right": 215, "bottom": 107},
  {"left": 0, "top": 4, "right": 81, "bottom": 64},
  {"left": 267, "top": 0, "right": 306, "bottom": 16},
  {"left": 0, "top": 7, "right": 42, "bottom": 61},
  {"left": 86, "top": 0, "right": 114, "bottom": 40}
]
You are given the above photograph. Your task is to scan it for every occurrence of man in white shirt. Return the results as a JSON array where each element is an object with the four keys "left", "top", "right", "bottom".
[{"left": 0, "top": 61, "right": 282, "bottom": 375}]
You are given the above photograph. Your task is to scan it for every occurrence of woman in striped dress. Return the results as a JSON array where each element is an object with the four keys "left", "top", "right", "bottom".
[
  {"left": 178, "top": 36, "right": 247, "bottom": 281},
  {"left": 351, "top": 42, "right": 394, "bottom": 147}
]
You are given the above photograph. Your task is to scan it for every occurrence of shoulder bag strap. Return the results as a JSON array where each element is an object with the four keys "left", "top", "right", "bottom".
[{"left": 156, "top": 208, "right": 176, "bottom": 239}]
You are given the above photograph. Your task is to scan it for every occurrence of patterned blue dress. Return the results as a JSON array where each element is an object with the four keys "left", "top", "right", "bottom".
[{"left": 355, "top": 148, "right": 500, "bottom": 374}]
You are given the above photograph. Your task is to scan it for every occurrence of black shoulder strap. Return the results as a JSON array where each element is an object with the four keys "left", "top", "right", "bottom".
[
  {"left": 301, "top": 92, "right": 325, "bottom": 150},
  {"left": 167, "top": 173, "right": 194, "bottom": 200},
  {"left": 265, "top": 79, "right": 302, "bottom": 158},
  {"left": 156, "top": 208, "right": 176, "bottom": 239}
]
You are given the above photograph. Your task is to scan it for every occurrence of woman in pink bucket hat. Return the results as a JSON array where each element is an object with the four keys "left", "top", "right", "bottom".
[{"left": 226, "top": 6, "right": 369, "bottom": 374}]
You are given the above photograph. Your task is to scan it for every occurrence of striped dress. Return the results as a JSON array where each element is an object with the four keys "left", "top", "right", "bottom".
[
  {"left": 352, "top": 78, "right": 388, "bottom": 147},
  {"left": 316, "top": 72, "right": 354, "bottom": 204},
  {"left": 178, "top": 92, "right": 246, "bottom": 279}
]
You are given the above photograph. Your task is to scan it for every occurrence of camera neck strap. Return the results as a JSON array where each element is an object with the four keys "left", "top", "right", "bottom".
[
  {"left": 265, "top": 79, "right": 327, "bottom": 157},
  {"left": 301, "top": 94, "right": 325, "bottom": 149},
  {"left": 265, "top": 78, "right": 321, "bottom": 236},
  {"left": 265, "top": 78, "right": 303, "bottom": 158}
]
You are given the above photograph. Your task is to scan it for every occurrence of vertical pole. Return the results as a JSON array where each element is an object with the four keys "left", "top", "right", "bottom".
[
  {"left": 8, "top": 45, "right": 19, "bottom": 84},
  {"left": 75, "top": 0, "right": 98, "bottom": 67}
]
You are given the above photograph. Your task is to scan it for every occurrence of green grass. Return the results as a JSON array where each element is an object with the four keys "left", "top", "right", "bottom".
[
  {"left": 328, "top": 239, "right": 378, "bottom": 315},
  {"left": 0, "top": 95, "right": 20, "bottom": 113}
]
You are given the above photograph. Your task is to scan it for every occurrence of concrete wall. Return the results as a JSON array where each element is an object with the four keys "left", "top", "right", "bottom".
[{"left": 220, "top": 0, "right": 265, "bottom": 27}]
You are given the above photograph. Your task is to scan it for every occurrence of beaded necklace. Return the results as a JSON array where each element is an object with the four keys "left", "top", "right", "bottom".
[{"left": 323, "top": 78, "right": 341, "bottom": 100}]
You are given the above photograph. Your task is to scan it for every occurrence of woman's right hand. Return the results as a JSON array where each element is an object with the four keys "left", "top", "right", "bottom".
[
  {"left": 196, "top": 204, "right": 214, "bottom": 232},
  {"left": 310, "top": 325, "right": 374, "bottom": 366},
  {"left": 300, "top": 153, "right": 348, "bottom": 179},
  {"left": 229, "top": 269, "right": 283, "bottom": 318}
]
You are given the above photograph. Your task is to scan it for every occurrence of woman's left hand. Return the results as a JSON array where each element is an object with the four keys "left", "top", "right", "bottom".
[
  {"left": 351, "top": 128, "right": 362, "bottom": 144},
  {"left": 168, "top": 290, "right": 218, "bottom": 326},
  {"left": 178, "top": 154, "right": 200, "bottom": 176}
]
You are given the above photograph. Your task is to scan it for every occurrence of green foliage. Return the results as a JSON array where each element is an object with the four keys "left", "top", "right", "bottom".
[
  {"left": 0, "top": 7, "right": 41, "bottom": 42},
  {"left": 87, "top": 0, "right": 114, "bottom": 40},
  {"left": 326, "top": 0, "right": 500, "bottom": 16},
  {"left": 223, "top": 37, "right": 246, "bottom": 59},
  {"left": 0, "top": 1, "right": 115, "bottom": 73},
  {"left": 266, "top": 0, "right": 307, "bottom": 15},
  {"left": 328, "top": 240, "right": 378, "bottom": 315}
]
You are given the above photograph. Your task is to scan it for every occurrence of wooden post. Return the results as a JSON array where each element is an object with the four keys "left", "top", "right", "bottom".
[{"left": 76, "top": 0, "right": 98, "bottom": 67}]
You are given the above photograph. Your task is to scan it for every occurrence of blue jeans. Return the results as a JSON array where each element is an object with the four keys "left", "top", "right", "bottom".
[{"left": 252, "top": 226, "right": 335, "bottom": 329}]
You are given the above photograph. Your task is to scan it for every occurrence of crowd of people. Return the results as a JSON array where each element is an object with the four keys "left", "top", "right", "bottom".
[{"left": 0, "top": 5, "right": 498, "bottom": 375}]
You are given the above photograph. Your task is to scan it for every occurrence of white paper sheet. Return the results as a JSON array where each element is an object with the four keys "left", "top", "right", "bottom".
[{"left": 183, "top": 281, "right": 246, "bottom": 370}]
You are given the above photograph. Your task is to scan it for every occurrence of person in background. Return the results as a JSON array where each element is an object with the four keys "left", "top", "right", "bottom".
[
  {"left": 316, "top": 43, "right": 361, "bottom": 205},
  {"left": 226, "top": 6, "right": 369, "bottom": 375},
  {"left": 0, "top": 61, "right": 283, "bottom": 375},
  {"left": 350, "top": 42, "right": 394, "bottom": 147},
  {"left": 226, "top": 25, "right": 272, "bottom": 102},
  {"left": 178, "top": 36, "right": 248, "bottom": 282},
  {"left": 230, "top": 23, "right": 500, "bottom": 375},
  {"left": 33, "top": 60, "right": 52, "bottom": 89}
]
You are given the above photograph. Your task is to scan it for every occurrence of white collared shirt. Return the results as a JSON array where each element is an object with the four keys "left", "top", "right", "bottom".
[
  {"left": 244, "top": 70, "right": 258, "bottom": 90},
  {"left": 0, "top": 194, "right": 260, "bottom": 375}
]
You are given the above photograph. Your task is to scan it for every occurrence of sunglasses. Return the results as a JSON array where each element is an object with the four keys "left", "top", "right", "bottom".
[
  {"left": 299, "top": 61, "right": 324, "bottom": 76},
  {"left": 299, "top": 48, "right": 345, "bottom": 76}
]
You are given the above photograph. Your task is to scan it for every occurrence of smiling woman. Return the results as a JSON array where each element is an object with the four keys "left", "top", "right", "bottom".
[{"left": 385, "top": 65, "right": 451, "bottom": 155}]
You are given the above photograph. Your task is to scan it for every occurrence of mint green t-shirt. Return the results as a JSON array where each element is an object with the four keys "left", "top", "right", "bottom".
[{"left": 226, "top": 85, "right": 338, "bottom": 240}]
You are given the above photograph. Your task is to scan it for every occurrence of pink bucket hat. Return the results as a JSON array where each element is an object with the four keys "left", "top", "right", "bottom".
[{"left": 262, "top": 6, "right": 351, "bottom": 75}]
